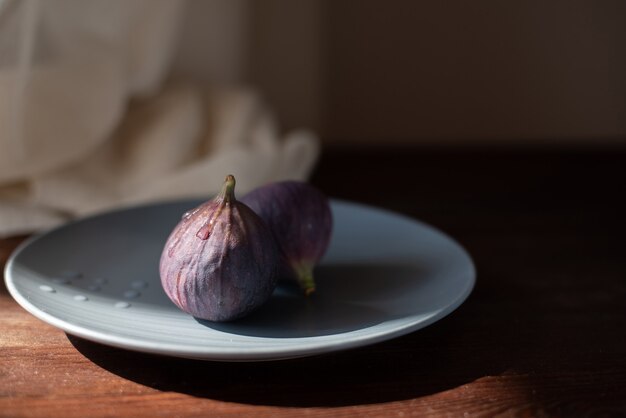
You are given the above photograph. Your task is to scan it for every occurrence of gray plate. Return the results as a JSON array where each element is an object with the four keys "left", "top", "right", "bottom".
[{"left": 4, "top": 199, "right": 475, "bottom": 361}]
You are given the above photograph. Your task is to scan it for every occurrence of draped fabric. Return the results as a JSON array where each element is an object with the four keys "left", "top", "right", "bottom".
[{"left": 0, "top": 0, "right": 319, "bottom": 237}]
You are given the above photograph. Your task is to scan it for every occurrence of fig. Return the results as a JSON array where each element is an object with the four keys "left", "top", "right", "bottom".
[
  {"left": 241, "top": 181, "right": 332, "bottom": 295},
  {"left": 159, "top": 175, "right": 279, "bottom": 322}
]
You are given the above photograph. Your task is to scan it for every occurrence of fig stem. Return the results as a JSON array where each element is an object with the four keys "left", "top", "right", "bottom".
[
  {"left": 219, "top": 175, "right": 237, "bottom": 201},
  {"left": 294, "top": 264, "right": 316, "bottom": 296}
]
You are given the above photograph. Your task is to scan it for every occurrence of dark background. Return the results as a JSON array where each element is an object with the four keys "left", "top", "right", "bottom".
[{"left": 237, "top": 0, "right": 626, "bottom": 144}]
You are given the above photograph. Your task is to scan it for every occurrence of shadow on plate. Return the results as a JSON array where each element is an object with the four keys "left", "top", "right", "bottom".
[
  {"left": 196, "top": 291, "right": 387, "bottom": 338},
  {"left": 197, "top": 262, "right": 431, "bottom": 338}
]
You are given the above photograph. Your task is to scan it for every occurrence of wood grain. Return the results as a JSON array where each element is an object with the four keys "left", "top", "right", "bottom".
[{"left": 2, "top": 145, "right": 625, "bottom": 417}]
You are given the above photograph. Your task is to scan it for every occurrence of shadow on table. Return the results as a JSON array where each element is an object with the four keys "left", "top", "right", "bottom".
[
  {"left": 67, "top": 262, "right": 521, "bottom": 407},
  {"left": 67, "top": 298, "right": 501, "bottom": 407}
]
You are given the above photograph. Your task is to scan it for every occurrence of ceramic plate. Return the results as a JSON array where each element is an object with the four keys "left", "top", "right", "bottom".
[{"left": 5, "top": 199, "right": 475, "bottom": 361}]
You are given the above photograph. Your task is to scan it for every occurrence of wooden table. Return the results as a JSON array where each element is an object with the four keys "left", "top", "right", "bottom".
[{"left": 2, "top": 145, "right": 625, "bottom": 417}]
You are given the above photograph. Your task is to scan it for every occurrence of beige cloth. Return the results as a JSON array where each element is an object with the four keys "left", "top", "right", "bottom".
[{"left": 0, "top": 0, "right": 319, "bottom": 237}]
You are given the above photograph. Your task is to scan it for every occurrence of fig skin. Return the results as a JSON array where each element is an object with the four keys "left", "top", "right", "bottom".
[
  {"left": 159, "top": 175, "right": 279, "bottom": 322},
  {"left": 241, "top": 181, "right": 332, "bottom": 295}
]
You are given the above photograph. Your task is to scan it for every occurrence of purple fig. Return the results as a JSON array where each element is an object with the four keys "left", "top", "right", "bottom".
[
  {"left": 241, "top": 181, "right": 332, "bottom": 295},
  {"left": 159, "top": 175, "right": 279, "bottom": 322}
]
